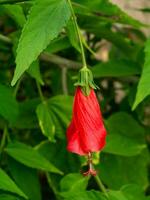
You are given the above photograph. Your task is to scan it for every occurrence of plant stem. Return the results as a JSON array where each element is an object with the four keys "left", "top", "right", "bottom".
[
  {"left": 94, "top": 175, "right": 108, "bottom": 197},
  {"left": 67, "top": 0, "right": 87, "bottom": 68},
  {"left": 36, "top": 81, "right": 45, "bottom": 102},
  {"left": 0, "top": 125, "right": 10, "bottom": 154},
  {"left": 0, "top": 34, "right": 11, "bottom": 44}
]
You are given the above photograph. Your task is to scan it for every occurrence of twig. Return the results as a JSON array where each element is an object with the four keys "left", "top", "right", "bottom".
[
  {"left": 0, "top": 34, "right": 11, "bottom": 44},
  {"left": 40, "top": 53, "right": 81, "bottom": 69},
  {"left": 61, "top": 67, "right": 68, "bottom": 95}
]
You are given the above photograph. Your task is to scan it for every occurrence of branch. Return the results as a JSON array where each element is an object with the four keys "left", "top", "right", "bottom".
[
  {"left": 61, "top": 67, "right": 68, "bottom": 95},
  {"left": 40, "top": 53, "right": 81, "bottom": 69},
  {"left": 0, "top": 34, "right": 11, "bottom": 44}
]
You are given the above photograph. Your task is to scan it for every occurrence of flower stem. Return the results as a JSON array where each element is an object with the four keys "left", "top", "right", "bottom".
[
  {"left": 67, "top": 0, "right": 87, "bottom": 68},
  {"left": 0, "top": 125, "right": 10, "bottom": 155},
  {"left": 94, "top": 175, "right": 108, "bottom": 197}
]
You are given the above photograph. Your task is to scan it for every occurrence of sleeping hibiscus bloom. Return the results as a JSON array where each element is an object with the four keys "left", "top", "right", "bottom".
[
  {"left": 67, "top": 87, "right": 106, "bottom": 156},
  {"left": 66, "top": 68, "right": 107, "bottom": 176}
]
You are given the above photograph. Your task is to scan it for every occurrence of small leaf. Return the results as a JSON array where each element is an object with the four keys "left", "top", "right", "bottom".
[
  {"left": 92, "top": 60, "right": 141, "bottom": 78},
  {"left": 36, "top": 140, "right": 81, "bottom": 174},
  {"left": 36, "top": 102, "right": 55, "bottom": 142},
  {"left": 3, "top": 4, "right": 26, "bottom": 27},
  {"left": 66, "top": 18, "right": 80, "bottom": 52},
  {"left": 60, "top": 173, "right": 88, "bottom": 193},
  {"left": 44, "top": 36, "right": 71, "bottom": 54},
  {"left": 27, "top": 60, "right": 44, "bottom": 85},
  {"left": 132, "top": 38, "right": 150, "bottom": 109},
  {"left": 11, "top": 0, "right": 71, "bottom": 86},
  {"left": 0, "top": 168, "right": 27, "bottom": 199},
  {"left": 99, "top": 149, "right": 149, "bottom": 189},
  {"left": 104, "top": 112, "right": 146, "bottom": 156},
  {"left": 0, "top": 84, "right": 19, "bottom": 123},
  {"left": 5, "top": 141, "right": 63, "bottom": 175},
  {"left": 8, "top": 158, "right": 42, "bottom": 200},
  {"left": 61, "top": 190, "right": 106, "bottom": 200},
  {"left": 0, "top": 194, "right": 21, "bottom": 200}
]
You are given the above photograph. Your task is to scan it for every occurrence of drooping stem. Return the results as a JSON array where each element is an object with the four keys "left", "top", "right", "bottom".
[
  {"left": 94, "top": 175, "right": 108, "bottom": 197},
  {"left": 67, "top": 0, "right": 87, "bottom": 68}
]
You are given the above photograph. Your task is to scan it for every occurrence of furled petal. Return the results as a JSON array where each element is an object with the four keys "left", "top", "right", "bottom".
[{"left": 67, "top": 87, "right": 106, "bottom": 155}]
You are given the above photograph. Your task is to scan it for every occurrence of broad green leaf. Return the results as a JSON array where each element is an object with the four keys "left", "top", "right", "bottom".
[
  {"left": 36, "top": 102, "right": 55, "bottom": 142},
  {"left": 48, "top": 95, "right": 73, "bottom": 127},
  {"left": 60, "top": 173, "right": 88, "bottom": 193},
  {"left": 66, "top": 19, "right": 80, "bottom": 52},
  {"left": 13, "top": 98, "right": 40, "bottom": 129},
  {"left": 120, "top": 184, "right": 146, "bottom": 200},
  {"left": 27, "top": 60, "right": 44, "bottom": 85},
  {"left": 11, "top": 0, "right": 71, "bottom": 86},
  {"left": 103, "top": 112, "right": 146, "bottom": 156},
  {"left": 0, "top": 84, "right": 19, "bottom": 123},
  {"left": 0, "top": 168, "right": 27, "bottom": 199},
  {"left": 46, "top": 95, "right": 73, "bottom": 139},
  {"left": 3, "top": 5, "right": 26, "bottom": 27},
  {"left": 132, "top": 38, "right": 150, "bottom": 109},
  {"left": 5, "top": 141, "right": 63, "bottom": 175},
  {"left": 0, "top": 194, "right": 21, "bottom": 200},
  {"left": 108, "top": 184, "right": 147, "bottom": 200},
  {"left": 36, "top": 140, "right": 81, "bottom": 174},
  {"left": 62, "top": 190, "right": 106, "bottom": 200},
  {"left": 8, "top": 158, "right": 41, "bottom": 200},
  {"left": 92, "top": 60, "right": 141, "bottom": 78},
  {"left": 99, "top": 149, "right": 149, "bottom": 190},
  {"left": 74, "top": 0, "right": 143, "bottom": 27},
  {"left": 44, "top": 36, "right": 71, "bottom": 54}
]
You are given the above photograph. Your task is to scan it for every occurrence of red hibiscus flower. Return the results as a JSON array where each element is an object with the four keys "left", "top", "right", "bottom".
[
  {"left": 67, "top": 87, "right": 106, "bottom": 155},
  {"left": 66, "top": 68, "right": 107, "bottom": 176}
]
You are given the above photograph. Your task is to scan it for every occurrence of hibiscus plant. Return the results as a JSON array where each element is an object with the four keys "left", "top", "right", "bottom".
[{"left": 0, "top": 0, "right": 150, "bottom": 200}]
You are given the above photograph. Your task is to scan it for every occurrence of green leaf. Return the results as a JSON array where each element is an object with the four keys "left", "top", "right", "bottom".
[
  {"left": 74, "top": 0, "right": 143, "bottom": 27},
  {"left": 44, "top": 36, "right": 71, "bottom": 54},
  {"left": 3, "top": 5, "right": 26, "bottom": 27},
  {"left": 5, "top": 141, "right": 63, "bottom": 175},
  {"left": 0, "top": 168, "right": 27, "bottom": 199},
  {"left": 36, "top": 140, "right": 81, "bottom": 174},
  {"left": 132, "top": 38, "right": 150, "bottom": 110},
  {"left": 62, "top": 190, "right": 106, "bottom": 200},
  {"left": 11, "top": 0, "right": 71, "bottom": 86},
  {"left": 8, "top": 158, "right": 42, "bottom": 200},
  {"left": 0, "top": 194, "right": 21, "bottom": 200},
  {"left": 13, "top": 98, "right": 40, "bottom": 129},
  {"left": 99, "top": 149, "right": 149, "bottom": 190},
  {"left": 60, "top": 173, "right": 88, "bottom": 193},
  {"left": 36, "top": 102, "right": 55, "bottom": 142},
  {"left": 108, "top": 184, "right": 147, "bottom": 200},
  {"left": 47, "top": 95, "right": 73, "bottom": 127},
  {"left": 103, "top": 112, "right": 146, "bottom": 156},
  {"left": 92, "top": 60, "right": 141, "bottom": 78},
  {"left": 27, "top": 60, "right": 44, "bottom": 85},
  {"left": 0, "top": 84, "right": 19, "bottom": 123},
  {"left": 47, "top": 95, "right": 73, "bottom": 139},
  {"left": 66, "top": 19, "right": 80, "bottom": 52}
]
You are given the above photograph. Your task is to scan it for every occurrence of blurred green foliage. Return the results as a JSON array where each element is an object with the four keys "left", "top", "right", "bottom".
[{"left": 0, "top": 0, "right": 150, "bottom": 199}]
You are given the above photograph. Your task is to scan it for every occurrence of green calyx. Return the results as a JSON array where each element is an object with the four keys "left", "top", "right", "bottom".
[{"left": 74, "top": 67, "right": 99, "bottom": 96}]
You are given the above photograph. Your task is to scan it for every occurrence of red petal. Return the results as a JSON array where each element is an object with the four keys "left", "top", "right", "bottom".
[{"left": 67, "top": 87, "right": 106, "bottom": 155}]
